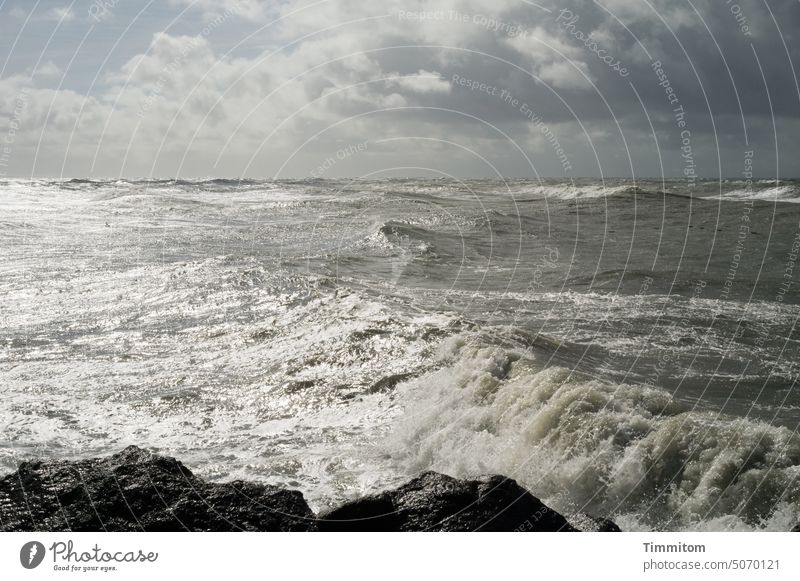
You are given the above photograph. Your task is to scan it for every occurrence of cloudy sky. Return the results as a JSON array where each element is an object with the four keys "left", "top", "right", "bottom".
[{"left": 0, "top": 0, "right": 798, "bottom": 178}]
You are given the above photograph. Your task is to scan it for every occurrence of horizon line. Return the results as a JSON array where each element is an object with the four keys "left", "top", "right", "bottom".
[{"left": 1, "top": 176, "right": 794, "bottom": 181}]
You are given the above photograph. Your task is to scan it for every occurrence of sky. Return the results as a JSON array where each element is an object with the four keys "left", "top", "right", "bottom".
[{"left": 0, "top": 0, "right": 798, "bottom": 179}]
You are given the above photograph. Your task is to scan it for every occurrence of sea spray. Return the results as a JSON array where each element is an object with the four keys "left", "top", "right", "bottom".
[{"left": 385, "top": 336, "right": 800, "bottom": 531}]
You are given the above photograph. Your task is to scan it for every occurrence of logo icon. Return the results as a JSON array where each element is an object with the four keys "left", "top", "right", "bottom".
[{"left": 20, "top": 541, "right": 46, "bottom": 569}]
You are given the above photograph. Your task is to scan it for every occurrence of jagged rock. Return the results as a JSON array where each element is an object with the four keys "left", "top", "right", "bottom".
[
  {"left": 0, "top": 448, "right": 622, "bottom": 532},
  {"left": 568, "top": 513, "right": 622, "bottom": 532},
  {"left": 318, "top": 471, "right": 577, "bottom": 531},
  {"left": 0, "top": 446, "right": 315, "bottom": 531}
]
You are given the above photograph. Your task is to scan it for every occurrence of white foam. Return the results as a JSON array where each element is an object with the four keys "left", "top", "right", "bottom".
[
  {"left": 702, "top": 185, "right": 800, "bottom": 203},
  {"left": 384, "top": 337, "right": 800, "bottom": 531}
]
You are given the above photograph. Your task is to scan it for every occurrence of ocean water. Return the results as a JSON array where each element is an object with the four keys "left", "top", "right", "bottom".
[{"left": 2, "top": 177, "right": 800, "bottom": 531}]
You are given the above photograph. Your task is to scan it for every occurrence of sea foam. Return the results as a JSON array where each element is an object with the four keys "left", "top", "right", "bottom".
[{"left": 385, "top": 335, "right": 800, "bottom": 531}]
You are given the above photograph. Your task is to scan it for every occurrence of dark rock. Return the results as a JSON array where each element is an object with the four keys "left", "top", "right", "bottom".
[
  {"left": 317, "top": 471, "right": 577, "bottom": 531},
  {"left": 1, "top": 448, "right": 620, "bottom": 532},
  {"left": 0, "top": 446, "right": 315, "bottom": 532},
  {"left": 568, "top": 513, "right": 622, "bottom": 532},
  {"left": 792, "top": 523, "right": 800, "bottom": 532}
]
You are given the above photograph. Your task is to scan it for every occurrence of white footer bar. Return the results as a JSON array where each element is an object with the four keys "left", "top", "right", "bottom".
[{"left": 1, "top": 532, "right": 796, "bottom": 580}]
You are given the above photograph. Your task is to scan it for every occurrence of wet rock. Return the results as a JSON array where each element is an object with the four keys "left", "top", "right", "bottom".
[
  {"left": 318, "top": 471, "right": 577, "bottom": 531},
  {"left": 1, "top": 448, "right": 623, "bottom": 532},
  {"left": 568, "top": 513, "right": 622, "bottom": 532},
  {"left": 0, "top": 446, "right": 315, "bottom": 531}
]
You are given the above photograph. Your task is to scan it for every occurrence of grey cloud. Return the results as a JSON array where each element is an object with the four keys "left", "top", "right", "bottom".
[{"left": 0, "top": 0, "right": 797, "bottom": 178}]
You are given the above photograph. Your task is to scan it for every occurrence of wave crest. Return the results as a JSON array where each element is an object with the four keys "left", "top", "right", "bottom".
[{"left": 385, "top": 337, "right": 800, "bottom": 531}]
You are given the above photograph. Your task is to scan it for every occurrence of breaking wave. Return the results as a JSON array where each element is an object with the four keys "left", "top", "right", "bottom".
[{"left": 386, "top": 336, "right": 800, "bottom": 531}]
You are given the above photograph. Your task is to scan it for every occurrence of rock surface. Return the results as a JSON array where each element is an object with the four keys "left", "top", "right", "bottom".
[
  {"left": 0, "top": 446, "right": 316, "bottom": 531},
  {"left": 318, "top": 471, "right": 577, "bottom": 531},
  {"left": 0, "top": 448, "right": 620, "bottom": 532},
  {"left": 568, "top": 513, "right": 622, "bottom": 532}
]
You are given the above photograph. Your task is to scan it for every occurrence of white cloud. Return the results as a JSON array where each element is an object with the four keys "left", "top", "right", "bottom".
[
  {"left": 389, "top": 70, "right": 452, "bottom": 94},
  {"left": 8, "top": 5, "right": 77, "bottom": 22},
  {"left": 507, "top": 26, "right": 595, "bottom": 90},
  {"left": 43, "top": 6, "right": 75, "bottom": 22},
  {"left": 537, "top": 60, "right": 592, "bottom": 90},
  {"left": 29, "top": 61, "right": 63, "bottom": 79}
]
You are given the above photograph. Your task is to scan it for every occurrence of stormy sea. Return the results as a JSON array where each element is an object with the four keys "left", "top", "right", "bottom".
[{"left": 2, "top": 177, "right": 800, "bottom": 532}]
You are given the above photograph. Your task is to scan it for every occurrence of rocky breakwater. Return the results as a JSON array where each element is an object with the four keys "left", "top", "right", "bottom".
[
  {"left": 0, "top": 446, "right": 315, "bottom": 531},
  {"left": 318, "top": 471, "right": 577, "bottom": 531},
  {"left": 0, "top": 447, "right": 617, "bottom": 532}
]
